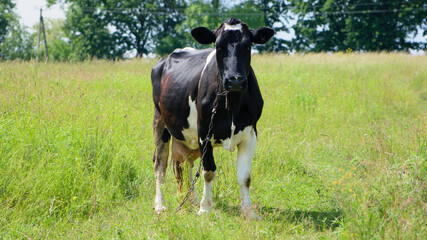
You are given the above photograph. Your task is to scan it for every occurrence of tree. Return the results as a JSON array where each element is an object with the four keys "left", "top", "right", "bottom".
[
  {"left": 175, "top": 0, "right": 225, "bottom": 49},
  {"left": 289, "top": 0, "right": 427, "bottom": 52},
  {"left": 0, "top": 0, "right": 15, "bottom": 45},
  {"left": 228, "top": 0, "right": 289, "bottom": 53},
  {"left": 49, "top": 0, "right": 187, "bottom": 58},
  {"left": 178, "top": 0, "right": 289, "bottom": 53},
  {"left": 150, "top": 1, "right": 187, "bottom": 56},
  {"left": 63, "top": 1, "right": 123, "bottom": 60},
  {"left": 32, "top": 19, "right": 72, "bottom": 61},
  {"left": 103, "top": 0, "right": 187, "bottom": 57},
  {"left": 0, "top": 3, "right": 34, "bottom": 61},
  {"left": 0, "top": 20, "right": 34, "bottom": 60}
]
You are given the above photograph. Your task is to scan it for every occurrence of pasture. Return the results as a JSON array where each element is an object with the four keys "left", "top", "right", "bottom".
[{"left": 0, "top": 53, "right": 426, "bottom": 239}]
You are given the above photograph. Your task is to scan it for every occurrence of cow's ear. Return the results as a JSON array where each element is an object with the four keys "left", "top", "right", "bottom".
[
  {"left": 191, "top": 27, "right": 216, "bottom": 44},
  {"left": 251, "top": 27, "right": 274, "bottom": 44}
]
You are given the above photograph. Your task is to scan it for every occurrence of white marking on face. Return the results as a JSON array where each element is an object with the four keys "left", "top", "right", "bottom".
[
  {"left": 224, "top": 23, "right": 242, "bottom": 31},
  {"left": 181, "top": 96, "right": 199, "bottom": 149}
]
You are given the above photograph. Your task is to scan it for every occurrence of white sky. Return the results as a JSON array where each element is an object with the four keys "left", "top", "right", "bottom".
[{"left": 15, "top": 0, "right": 66, "bottom": 30}]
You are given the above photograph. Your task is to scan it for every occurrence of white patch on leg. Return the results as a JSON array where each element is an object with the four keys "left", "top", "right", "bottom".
[
  {"left": 236, "top": 128, "right": 257, "bottom": 218},
  {"left": 199, "top": 170, "right": 216, "bottom": 213},
  {"left": 154, "top": 144, "right": 169, "bottom": 213},
  {"left": 154, "top": 165, "right": 167, "bottom": 213}
]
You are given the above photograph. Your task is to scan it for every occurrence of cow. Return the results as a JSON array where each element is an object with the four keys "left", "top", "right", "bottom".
[{"left": 151, "top": 18, "right": 274, "bottom": 218}]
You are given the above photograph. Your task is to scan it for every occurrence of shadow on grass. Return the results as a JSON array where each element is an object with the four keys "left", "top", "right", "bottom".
[{"left": 217, "top": 202, "right": 342, "bottom": 230}]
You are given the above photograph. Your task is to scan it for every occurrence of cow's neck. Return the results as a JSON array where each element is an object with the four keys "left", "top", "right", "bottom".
[{"left": 226, "top": 91, "right": 244, "bottom": 127}]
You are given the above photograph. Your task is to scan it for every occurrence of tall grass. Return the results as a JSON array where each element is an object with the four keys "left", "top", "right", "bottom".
[{"left": 0, "top": 53, "right": 425, "bottom": 239}]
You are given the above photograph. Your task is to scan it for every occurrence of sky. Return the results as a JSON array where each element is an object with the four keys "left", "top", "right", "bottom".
[{"left": 15, "top": 0, "right": 66, "bottom": 30}]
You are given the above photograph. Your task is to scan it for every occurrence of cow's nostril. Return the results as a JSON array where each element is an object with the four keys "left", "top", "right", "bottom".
[{"left": 226, "top": 82, "right": 233, "bottom": 90}]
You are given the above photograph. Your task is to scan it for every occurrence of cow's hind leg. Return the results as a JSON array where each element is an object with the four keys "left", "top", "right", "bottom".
[
  {"left": 171, "top": 139, "right": 200, "bottom": 205},
  {"left": 153, "top": 109, "right": 171, "bottom": 213},
  {"left": 171, "top": 139, "right": 185, "bottom": 193}
]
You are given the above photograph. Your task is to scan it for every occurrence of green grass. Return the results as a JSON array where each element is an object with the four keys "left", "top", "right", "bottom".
[{"left": 0, "top": 53, "right": 426, "bottom": 239}]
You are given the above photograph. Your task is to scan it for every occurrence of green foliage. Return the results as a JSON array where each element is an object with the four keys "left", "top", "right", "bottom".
[
  {"left": 33, "top": 19, "right": 72, "bottom": 61},
  {"left": 178, "top": 0, "right": 288, "bottom": 52},
  {"left": 289, "top": 0, "right": 427, "bottom": 52},
  {"left": 0, "top": 0, "right": 34, "bottom": 60},
  {"left": 173, "top": 0, "right": 224, "bottom": 49},
  {"left": 183, "top": 0, "right": 224, "bottom": 30},
  {"left": 0, "top": 54, "right": 426, "bottom": 238},
  {"left": 4, "top": 0, "right": 426, "bottom": 60},
  {"left": 0, "top": 18, "right": 34, "bottom": 60},
  {"left": 234, "top": 0, "right": 289, "bottom": 53},
  {"left": 0, "top": 0, "right": 15, "bottom": 45},
  {"left": 228, "top": 1, "right": 265, "bottom": 29},
  {"left": 64, "top": 2, "right": 123, "bottom": 60},
  {"left": 48, "top": 38, "right": 72, "bottom": 61},
  {"left": 103, "top": 0, "right": 176, "bottom": 57},
  {"left": 47, "top": 0, "right": 288, "bottom": 58},
  {"left": 50, "top": 0, "right": 187, "bottom": 59}
]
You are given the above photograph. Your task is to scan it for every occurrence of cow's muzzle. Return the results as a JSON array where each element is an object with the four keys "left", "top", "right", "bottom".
[{"left": 223, "top": 77, "right": 247, "bottom": 91}]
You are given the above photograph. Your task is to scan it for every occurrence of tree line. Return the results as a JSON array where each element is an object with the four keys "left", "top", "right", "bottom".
[{"left": 0, "top": 0, "right": 426, "bottom": 61}]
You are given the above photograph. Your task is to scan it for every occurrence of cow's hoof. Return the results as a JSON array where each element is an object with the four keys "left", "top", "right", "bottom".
[
  {"left": 245, "top": 211, "right": 261, "bottom": 220},
  {"left": 198, "top": 208, "right": 212, "bottom": 215},
  {"left": 242, "top": 207, "right": 260, "bottom": 220},
  {"left": 154, "top": 205, "right": 167, "bottom": 214}
]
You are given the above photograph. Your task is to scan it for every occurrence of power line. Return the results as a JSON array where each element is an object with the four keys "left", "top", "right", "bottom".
[
  {"left": 311, "top": 7, "right": 427, "bottom": 15},
  {"left": 73, "top": 1, "right": 426, "bottom": 12},
  {"left": 77, "top": 5, "right": 427, "bottom": 16}
]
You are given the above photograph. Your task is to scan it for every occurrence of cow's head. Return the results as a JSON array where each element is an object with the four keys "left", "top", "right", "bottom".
[{"left": 191, "top": 18, "right": 274, "bottom": 92}]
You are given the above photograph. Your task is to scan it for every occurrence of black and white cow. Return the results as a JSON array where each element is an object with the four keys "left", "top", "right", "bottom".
[{"left": 151, "top": 18, "right": 274, "bottom": 218}]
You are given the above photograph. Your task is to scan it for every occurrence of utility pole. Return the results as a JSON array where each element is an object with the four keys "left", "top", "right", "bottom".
[{"left": 36, "top": 8, "right": 49, "bottom": 61}]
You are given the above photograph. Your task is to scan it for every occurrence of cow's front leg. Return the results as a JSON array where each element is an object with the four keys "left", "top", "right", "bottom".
[
  {"left": 237, "top": 128, "right": 258, "bottom": 219},
  {"left": 198, "top": 140, "right": 216, "bottom": 214}
]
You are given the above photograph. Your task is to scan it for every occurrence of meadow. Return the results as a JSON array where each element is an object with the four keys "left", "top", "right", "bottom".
[{"left": 0, "top": 53, "right": 425, "bottom": 239}]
